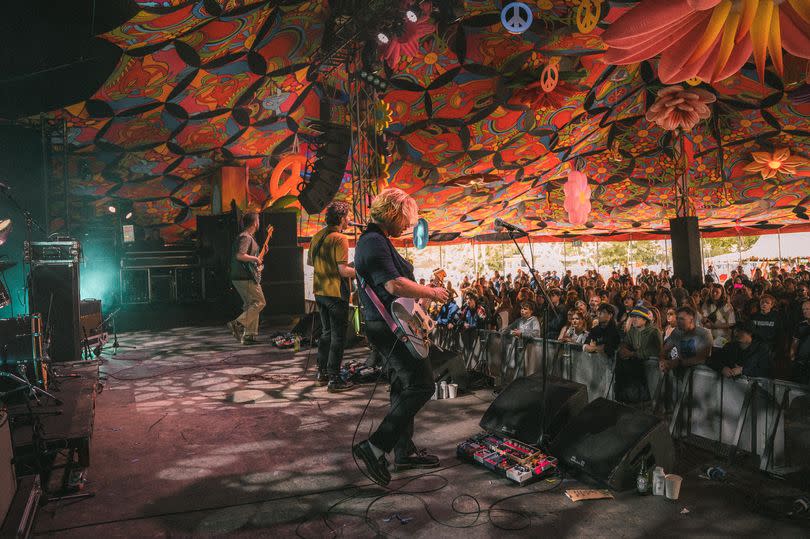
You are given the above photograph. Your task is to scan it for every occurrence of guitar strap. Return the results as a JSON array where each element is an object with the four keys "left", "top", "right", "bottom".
[
  {"left": 310, "top": 230, "right": 332, "bottom": 262},
  {"left": 358, "top": 276, "right": 406, "bottom": 342}
]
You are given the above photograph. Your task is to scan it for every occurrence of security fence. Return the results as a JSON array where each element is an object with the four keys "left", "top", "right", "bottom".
[{"left": 433, "top": 327, "right": 810, "bottom": 475}]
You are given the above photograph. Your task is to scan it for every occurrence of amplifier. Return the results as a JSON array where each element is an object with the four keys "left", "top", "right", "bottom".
[
  {"left": 24, "top": 241, "right": 81, "bottom": 265},
  {"left": 80, "top": 299, "right": 103, "bottom": 335}
]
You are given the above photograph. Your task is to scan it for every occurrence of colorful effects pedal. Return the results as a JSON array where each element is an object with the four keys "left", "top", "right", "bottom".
[{"left": 456, "top": 433, "right": 558, "bottom": 486}]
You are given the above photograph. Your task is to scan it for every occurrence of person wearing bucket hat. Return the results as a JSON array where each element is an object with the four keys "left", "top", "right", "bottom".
[{"left": 616, "top": 305, "right": 663, "bottom": 403}]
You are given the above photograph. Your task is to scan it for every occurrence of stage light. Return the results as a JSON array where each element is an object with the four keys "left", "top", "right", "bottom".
[
  {"left": 406, "top": 9, "right": 418, "bottom": 22},
  {"left": 108, "top": 205, "right": 117, "bottom": 214},
  {"left": 377, "top": 32, "right": 389, "bottom": 44},
  {"left": 125, "top": 211, "right": 133, "bottom": 220}
]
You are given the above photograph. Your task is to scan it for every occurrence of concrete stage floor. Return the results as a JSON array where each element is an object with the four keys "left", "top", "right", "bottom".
[{"left": 32, "top": 326, "right": 808, "bottom": 538}]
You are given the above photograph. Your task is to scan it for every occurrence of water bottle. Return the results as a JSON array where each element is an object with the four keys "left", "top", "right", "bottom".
[
  {"left": 652, "top": 466, "right": 666, "bottom": 496},
  {"left": 293, "top": 335, "right": 300, "bottom": 352}
]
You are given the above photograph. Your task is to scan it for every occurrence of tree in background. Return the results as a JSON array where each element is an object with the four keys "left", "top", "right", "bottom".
[{"left": 702, "top": 236, "right": 759, "bottom": 258}]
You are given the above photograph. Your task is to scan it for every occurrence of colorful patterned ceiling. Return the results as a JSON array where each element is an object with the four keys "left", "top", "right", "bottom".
[{"left": 37, "top": 0, "right": 810, "bottom": 241}]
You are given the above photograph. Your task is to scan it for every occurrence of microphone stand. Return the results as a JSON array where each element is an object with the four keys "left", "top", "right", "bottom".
[{"left": 503, "top": 226, "right": 558, "bottom": 449}]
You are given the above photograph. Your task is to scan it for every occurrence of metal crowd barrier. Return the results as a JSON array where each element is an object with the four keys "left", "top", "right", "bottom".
[{"left": 461, "top": 330, "right": 810, "bottom": 475}]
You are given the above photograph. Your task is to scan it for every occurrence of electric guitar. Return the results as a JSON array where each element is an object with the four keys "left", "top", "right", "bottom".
[
  {"left": 390, "top": 298, "right": 436, "bottom": 360},
  {"left": 249, "top": 224, "right": 273, "bottom": 283}
]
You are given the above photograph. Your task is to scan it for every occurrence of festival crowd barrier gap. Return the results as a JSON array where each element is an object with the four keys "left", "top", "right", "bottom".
[{"left": 432, "top": 327, "right": 810, "bottom": 476}]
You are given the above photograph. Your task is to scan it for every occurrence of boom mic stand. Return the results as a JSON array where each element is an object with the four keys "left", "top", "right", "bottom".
[{"left": 503, "top": 226, "right": 558, "bottom": 448}]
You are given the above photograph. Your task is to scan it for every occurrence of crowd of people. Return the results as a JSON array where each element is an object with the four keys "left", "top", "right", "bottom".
[{"left": 423, "top": 263, "right": 810, "bottom": 398}]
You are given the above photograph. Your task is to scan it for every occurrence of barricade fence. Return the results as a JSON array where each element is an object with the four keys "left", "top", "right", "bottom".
[{"left": 433, "top": 327, "right": 809, "bottom": 475}]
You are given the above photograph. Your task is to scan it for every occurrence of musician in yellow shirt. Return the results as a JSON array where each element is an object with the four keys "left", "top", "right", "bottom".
[{"left": 308, "top": 201, "right": 356, "bottom": 392}]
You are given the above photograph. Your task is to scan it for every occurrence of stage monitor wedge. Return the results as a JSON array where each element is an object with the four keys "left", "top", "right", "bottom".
[
  {"left": 479, "top": 375, "right": 588, "bottom": 445},
  {"left": 549, "top": 398, "right": 675, "bottom": 491}
]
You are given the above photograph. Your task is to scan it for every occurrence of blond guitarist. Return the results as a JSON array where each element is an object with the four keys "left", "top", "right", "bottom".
[{"left": 228, "top": 212, "right": 271, "bottom": 345}]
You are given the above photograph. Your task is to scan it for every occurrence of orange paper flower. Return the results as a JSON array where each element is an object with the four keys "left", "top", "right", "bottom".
[
  {"left": 743, "top": 147, "right": 808, "bottom": 179},
  {"left": 602, "top": 0, "right": 810, "bottom": 84},
  {"left": 645, "top": 85, "right": 716, "bottom": 131}
]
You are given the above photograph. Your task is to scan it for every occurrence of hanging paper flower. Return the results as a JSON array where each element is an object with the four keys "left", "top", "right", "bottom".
[
  {"left": 382, "top": 3, "right": 436, "bottom": 67},
  {"left": 743, "top": 147, "right": 809, "bottom": 179},
  {"left": 602, "top": 0, "right": 810, "bottom": 84},
  {"left": 563, "top": 170, "right": 592, "bottom": 226},
  {"left": 645, "top": 85, "right": 716, "bottom": 131},
  {"left": 511, "top": 79, "right": 580, "bottom": 111}
]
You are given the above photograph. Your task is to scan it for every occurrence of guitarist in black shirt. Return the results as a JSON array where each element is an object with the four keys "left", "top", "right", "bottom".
[
  {"left": 227, "top": 212, "right": 267, "bottom": 345},
  {"left": 352, "top": 188, "right": 449, "bottom": 486}
]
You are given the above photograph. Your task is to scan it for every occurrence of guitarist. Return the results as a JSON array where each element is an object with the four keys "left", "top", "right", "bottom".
[
  {"left": 227, "top": 212, "right": 267, "bottom": 345},
  {"left": 308, "top": 201, "right": 356, "bottom": 393},
  {"left": 351, "top": 188, "right": 449, "bottom": 486}
]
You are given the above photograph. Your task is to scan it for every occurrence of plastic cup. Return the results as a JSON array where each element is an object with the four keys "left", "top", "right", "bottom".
[
  {"left": 448, "top": 383, "right": 458, "bottom": 399},
  {"left": 665, "top": 474, "right": 682, "bottom": 501}
]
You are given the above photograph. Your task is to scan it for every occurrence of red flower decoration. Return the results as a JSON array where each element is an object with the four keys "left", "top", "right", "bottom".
[
  {"left": 382, "top": 3, "right": 436, "bottom": 67},
  {"left": 512, "top": 80, "right": 579, "bottom": 111},
  {"left": 645, "top": 85, "right": 716, "bottom": 131}
]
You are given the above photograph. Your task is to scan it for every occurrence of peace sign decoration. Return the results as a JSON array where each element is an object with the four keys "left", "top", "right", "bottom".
[
  {"left": 575, "top": 0, "right": 602, "bottom": 34},
  {"left": 501, "top": 2, "right": 533, "bottom": 35},
  {"left": 540, "top": 63, "right": 559, "bottom": 93}
]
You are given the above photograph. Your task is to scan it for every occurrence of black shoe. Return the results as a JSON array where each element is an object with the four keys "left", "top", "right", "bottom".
[
  {"left": 327, "top": 379, "right": 354, "bottom": 393},
  {"left": 241, "top": 334, "right": 258, "bottom": 345},
  {"left": 315, "top": 370, "right": 328, "bottom": 387},
  {"left": 352, "top": 440, "right": 390, "bottom": 486},
  {"left": 393, "top": 449, "right": 440, "bottom": 471}
]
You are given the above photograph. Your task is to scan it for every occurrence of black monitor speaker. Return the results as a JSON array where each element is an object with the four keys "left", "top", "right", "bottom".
[
  {"left": 549, "top": 398, "right": 676, "bottom": 491},
  {"left": 29, "top": 264, "right": 81, "bottom": 363},
  {"left": 479, "top": 374, "right": 588, "bottom": 445}
]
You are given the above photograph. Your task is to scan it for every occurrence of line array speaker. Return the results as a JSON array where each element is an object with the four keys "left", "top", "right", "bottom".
[{"left": 298, "top": 124, "right": 351, "bottom": 215}]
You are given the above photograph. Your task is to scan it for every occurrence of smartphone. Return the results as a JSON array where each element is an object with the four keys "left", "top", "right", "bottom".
[{"left": 733, "top": 283, "right": 743, "bottom": 289}]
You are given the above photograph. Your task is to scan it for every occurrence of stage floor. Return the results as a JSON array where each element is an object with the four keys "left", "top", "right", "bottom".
[{"left": 31, "top": 325, "right": 808, "bottom": 538}]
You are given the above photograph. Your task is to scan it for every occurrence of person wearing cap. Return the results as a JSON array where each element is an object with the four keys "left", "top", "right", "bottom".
[
  {"left": 615, "top": 306, "right": 663, "bottom": 403},
  {"left": 583, "top": 303, "right": 621, "bottom": 356},
  {"left": 714, "top": 322, "right": 772, "bottom": 379}
]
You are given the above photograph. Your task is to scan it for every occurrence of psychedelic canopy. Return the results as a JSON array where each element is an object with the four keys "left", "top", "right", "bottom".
[{"left": 34, "top": 0, "right": 810, "bottom": 242}]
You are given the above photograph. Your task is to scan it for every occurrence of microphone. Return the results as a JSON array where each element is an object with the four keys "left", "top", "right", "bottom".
[
  {"left": 494, "top": 217, "right": 526, "bottom": 235},
  {"left": 0, "top": 182, "right": 9, "bottom": 191},
  {"left": 347, "top": 221, "right": 366, "bottom": 228}
]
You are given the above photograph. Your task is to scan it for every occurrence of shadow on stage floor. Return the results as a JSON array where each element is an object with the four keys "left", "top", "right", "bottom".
[{"left": 29, "top": 325, "right": 809, "bottom": 538}]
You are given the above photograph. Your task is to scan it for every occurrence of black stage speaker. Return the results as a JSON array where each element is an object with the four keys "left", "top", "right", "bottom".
[
  {"left": 549, "top": 398, "right": 676, "bottom": 491},
  {"left": 429, "top": 347, "right": 470, "bottom": 392},
  {"left": 29, "top": 264, "right": 81, "bottom": 363},
  {"left": 479, "top": 375, "right": 588, "bottom": 445},
  {"left": 298, "top": 124, "right": 351, "bottom": 215},
  {"left": 261, "top": 211, "right": 304, "bottom": 315},
  {"left": 669, "top": 216, "right": 703, "bottom": 291}
]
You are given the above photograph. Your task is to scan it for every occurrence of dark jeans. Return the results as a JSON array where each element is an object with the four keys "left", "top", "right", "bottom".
[
  {"left": 316, "top": 295, "right": 349, "bottom": 379},
  {"left": 365, "top": 320, "right": 434, "bottom": 459}
]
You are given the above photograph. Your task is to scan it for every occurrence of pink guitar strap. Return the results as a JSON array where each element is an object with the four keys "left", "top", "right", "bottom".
[{"left": 358, "top": 277, "right": 406, "bottom": 341}]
